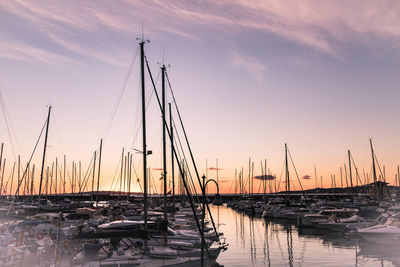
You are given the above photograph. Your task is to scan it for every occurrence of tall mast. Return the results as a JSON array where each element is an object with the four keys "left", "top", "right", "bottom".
[
  {"left": 79, "top": 161, "right": 82, "bottom": 193},
  {"left": 127, "top": 152, "right": 132, "bottom": 200},
  {"left": 241, "top": 167, "right": 244, "bottom": 196},
  {"left": 119, "top": 148, "right": 124, "bottom": 198},
  {"left": 63, "top": 155, "right": 66, "bottom": 194},
  {"left": 124, "top": 156, "right": 127, "bottom": 196},
  {"left": 30, "top": 164, "right": 35, "bottom": 197},
  {"left": 369, "top": 138, "right": 379, "bottom": 202},
  {"left": 0, "top": 159, "right": 5, "bottom": 197},
  {"left": 348, "top": 150, "right": 353, "bottom": 188},
  {"left": 91, "top": 151, "right": 96, "bottom": 204},
  {"left": 25, "top": 164, "right": 29, "bottom": 197},
  {"left": 397, "top": 165, "right": 400, "bottom": 189},
  {"left": 161, "top": 64, "right": 168, "bottom": 245},
  {"left": 248, "top": 158, "right": 250, "bottom": 195},
  {"left": 72, "top": 161, "right": 75, "bottom": 194},
  {"left": 38, "top": 105, "right": 51, "bottom": 203},
  {"left": 314, "top": 165, "right": 318, "bottom": 188},
  {"left": 285, "top": 143, "right": 290, "bottom": 193},
  {"left": 55, "top": 158, "right": 58, "bottom": 195},
  {"left": 251, "top": 161, "right": 254, "bottom": 196},
  {"left": 169, "top": 103, "right": 175, "bottom": 208},
  {"left": 9, "top": 162, "right": 15, "bottom": 196},
  {"left": 140, "top": 40, "right": 149, "bottom": 252},
  {"left": 264, "top": 159, "right": 267, "bottom": 197},
  {"left": 0, "top": 143, "right": 3, "bottom": 195},
  {"left": 17, "top": 155, "right": 20, "bottom": 196},
  {"left": 96, "top": 139, "right": 103, "bottom": 207}
]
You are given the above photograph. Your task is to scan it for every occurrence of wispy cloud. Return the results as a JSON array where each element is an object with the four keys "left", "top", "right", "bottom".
[
  {"left": 0, "top": 0, "right": 399, "bottom": 65},
  {"left": 0, "top": 41, "right": 75, "bottom": 65},
  {"left": 230, "top": 51, "right": 267, "bottom": 82},
  {"left": 152, "top": 0, "right": 400, "bottom": 57}
]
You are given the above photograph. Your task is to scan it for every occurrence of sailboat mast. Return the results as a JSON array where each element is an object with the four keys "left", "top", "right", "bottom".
[
  {"left": 369, "top": 138, "right": 379, "bottom": 202},
  {"left": 248, "top": 158, "right": 250, "bottom": 195},
  {"left": 140, "top": 41, "right": 149, "bottom": 252},
  {"left": 161, "top": 64, "right": 168, "bottom": 245},
  {"left": 91, "top": 151, "right": 96, "bottom": 204},
  {"left": 55, "top": 158, "right": 58, "bottom": 195},
  {"left": 397, "top": 165, "right": 400, "bottom": 189},
  {"left": 348, "top": 150, "right": 353, "bottom": 188},
  {"left": 264, "top": 159, "right": 268, "bottom": 195},
  {"left": 0, "top": 159, "right": 5, "bottom": 196},
  {"left": 314, "top": 165, "right": 317, "bottom": 188},
  {"left": 0, "top": 143, "right": 3, "bottom": 195},
  {"left": 96, "top": 139, "right": 103, "bottom": 206},
  {"left": 119, "top": 148, "right": 124, "bottom": 198},
  {"left": 169, "top": 103, "right": 175, "bottom": 208},
  {"left": 63, "top": 155, "right": 66, "bottom": 194},
  {"left": 30, "top": 164, "right": 35, "bottom": 197},
  {"left": 38, "top": 105, "right": 51, "bottom": 203},
  {"left": 285, "top": 143, "right": 290, "bottom": 193},
  {"left": 128, "top": 152, "right": 132, "bottom": 200}
]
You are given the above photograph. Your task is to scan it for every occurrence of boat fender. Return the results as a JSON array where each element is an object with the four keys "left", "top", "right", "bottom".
[
  {"left": 335, "top": 218, "right": 340, "bottom": 223},
  {"left": 36, "top": 232, "right": 44, "bottom": 240}
]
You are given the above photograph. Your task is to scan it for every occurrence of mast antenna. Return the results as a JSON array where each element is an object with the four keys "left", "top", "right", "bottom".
[{"left": 137, "top": 24, "right": 150, "bottom": 44}]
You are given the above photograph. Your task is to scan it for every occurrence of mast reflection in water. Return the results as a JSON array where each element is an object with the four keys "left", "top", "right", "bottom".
[{"left": 212, "top": 205, "right": 397, "bottom": 267}]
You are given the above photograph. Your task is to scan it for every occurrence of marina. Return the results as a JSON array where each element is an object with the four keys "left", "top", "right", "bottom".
[
  {"left": 2, "top": 194, "right": 400, "bottom": 266},
  {"left": 1, "top": 1, "right": 400, "bottom": 266}
]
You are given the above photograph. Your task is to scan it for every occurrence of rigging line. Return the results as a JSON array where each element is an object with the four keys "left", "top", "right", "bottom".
[
  {"left": 350, "top": 154, "right": 365, "bottom": 186},
  {"left": 145, "top": 59, "right": 216, "bottom": 247},
  {"left": 129, "top": 69, "right": 161, "bottom": 150},
  {"left": 165, "top": 70, "right": 209, "bottom": 204},
  {"left": 150, "top": 171, "right": 158, "bottom": 195},
  {"left": 169, "top": 119, "right": 204, "bottom": 202},
  {"left": 170, "top": 118, "right": 184, "bottom": 160},
  {"left": 287, "top": 148, "right": 305, "bottom": 193},
  {"left": 77, "top": 153, "right": 96, "bottom": 195},
  {"left": 51, "top": 113, "right": 67, "bottom": 156},
  {"left": 2, "top": 162, "right": 15, "bottom": 195},
  {"left": 374, "top": 153, "right": 386, "bottom": 181},
  {"left": 108, "top": 156, "right": 123, "bottom": 192},
  {"left": 277, "top": 159, "right": 285, "bottom": 193},
  {"left": 131, "top": 78, "right": 142, "bottom": 149},
  {"left": 0, "top": 91, "right": 17, "bottom": 159},
  {"left": 170, "top": 117, "right": 200, "bottom": 198},
  {"left": 373, "top": 153, "right": 393, "bottom": 203},
  {"left": 14, "top": 119, "right": 47, "bottom": 196},
  {"left": 165, "top": 71, "right": 204, "bottom": 185},
  {"left": 349, "top": 154, "right": 368, "bottom": 198},
  {"left": 132, "top": 157, "right": 143, "bottom": 193},
  {"left": 103, "top": 46, "right": 140, "bottom": 141}
]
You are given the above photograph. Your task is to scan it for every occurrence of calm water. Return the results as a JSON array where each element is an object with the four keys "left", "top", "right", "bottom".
[{"left": 212, "top": 205, "right": 399, "bottom": 267}]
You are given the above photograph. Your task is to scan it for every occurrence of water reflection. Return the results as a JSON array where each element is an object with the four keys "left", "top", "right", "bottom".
[{"left": 213, "top": 205, "right": 396, "bottom": 267}]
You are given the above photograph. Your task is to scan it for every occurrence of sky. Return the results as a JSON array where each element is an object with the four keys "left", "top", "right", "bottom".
[{"left": 0, "top": 0, "right": 400, "bottom": 194}]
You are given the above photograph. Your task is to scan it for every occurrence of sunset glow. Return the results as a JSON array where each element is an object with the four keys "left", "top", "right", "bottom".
[{"left": 1, "top": 0, "right": 400, "bottom": 195}]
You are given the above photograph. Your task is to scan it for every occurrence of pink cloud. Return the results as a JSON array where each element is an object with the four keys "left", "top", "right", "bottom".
[{"left": 1, "top": 0, "right": 399, "bottom": 63}]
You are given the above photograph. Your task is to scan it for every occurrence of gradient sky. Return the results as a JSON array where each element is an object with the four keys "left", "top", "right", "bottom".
[{"left": 1, "top": 0, "right": 400, "bottom": 194}]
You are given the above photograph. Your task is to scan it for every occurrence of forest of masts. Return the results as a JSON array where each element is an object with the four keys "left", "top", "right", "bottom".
[{"left": 0, "top": 139, "right": 399, "bottom": 198}]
